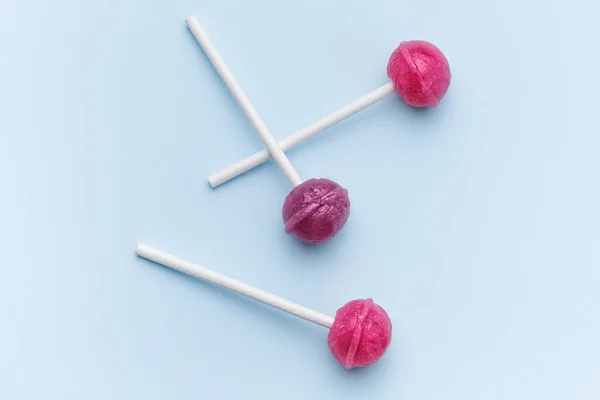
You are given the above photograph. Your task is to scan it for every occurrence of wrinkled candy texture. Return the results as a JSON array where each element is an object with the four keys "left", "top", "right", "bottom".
[
  {"left": 387, "top": 40, "right": 451, "bottom": 107},
  {"left": 282, "top": 178, "right": 350, "bottom": 244},
  {"left": 328, "top": 299, "right": 392, "bottom": 369}
]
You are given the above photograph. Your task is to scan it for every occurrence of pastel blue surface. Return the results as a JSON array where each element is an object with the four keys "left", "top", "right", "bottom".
[{"left": 1, "top": 0, "right": 599, "bottom": 398}]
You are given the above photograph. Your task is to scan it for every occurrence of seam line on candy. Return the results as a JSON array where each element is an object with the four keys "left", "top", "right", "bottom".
[
  {"left": 284, "top": 186, "right": 344, "bottom": 231},
  {"left": 400, "top": 46, "right": 437, "bottom": 106},
  {"left": 344, "top": 298, "right": 373, "bottom": 368}
]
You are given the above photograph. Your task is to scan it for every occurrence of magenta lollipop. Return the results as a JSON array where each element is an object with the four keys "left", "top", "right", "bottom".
[
  {"left": 137, "top": 244, "right": 392, "bottom": 369},
  {"left": 187, "top": 17, "right": 350, "bottom": 244},
  {"left": 282, "top": 178, "right": 350, "bottom": 244},
  {"left": 209, "top": 41, "right": 451, "bottom": 187}
]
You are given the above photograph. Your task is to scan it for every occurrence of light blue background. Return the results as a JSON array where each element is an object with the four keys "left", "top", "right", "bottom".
[{"left": 1, "top": 0, "right": 599, "bottom": 399}]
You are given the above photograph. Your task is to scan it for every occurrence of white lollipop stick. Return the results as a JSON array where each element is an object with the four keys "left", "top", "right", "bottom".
[
  {"left": 136, "top": 244, "right": 334, "bottom": 328},
  {"left": 208, "top": 82, "right": 396, "bottom": 187},
  {"left": 186, "top": 16, "right": 303, "bottom": 187}
]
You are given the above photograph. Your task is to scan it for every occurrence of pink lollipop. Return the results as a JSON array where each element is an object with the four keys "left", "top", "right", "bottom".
[
  {"left": 387, "top": 40, "right": 451, "bottom": 107},
  {"left": 137, "top": 244, "right": 392, "bottom": 369},
  {"left": 328, "top": 298, "right": 392, "bottom": 368},
  {"left": 187, "top": 17, "right": 350, "bottom": 244},
  {"left": 209, "top": 40, "right": 451, "bottom": 187}
]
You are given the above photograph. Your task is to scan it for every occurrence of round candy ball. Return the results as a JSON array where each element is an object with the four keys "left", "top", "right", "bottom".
[
  {"left": 328, "top": 298, "right": 392, "bottom": 369},
  {"left": 282, "top": 178, "right": 350, "bottom": 244},
  {"left": 387, "top": 40, "right": 451, "bottom": 107}
]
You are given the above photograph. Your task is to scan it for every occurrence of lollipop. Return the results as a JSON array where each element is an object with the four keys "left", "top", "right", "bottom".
[
  {"left": 187, "top": 17, "right": 350, "bottom": 244},
  {"left": 136, "top": 244, "right": 392, "bottom": 369},
  {"left": 209, "top": 40, "right": 451, "bottom": 188}
]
